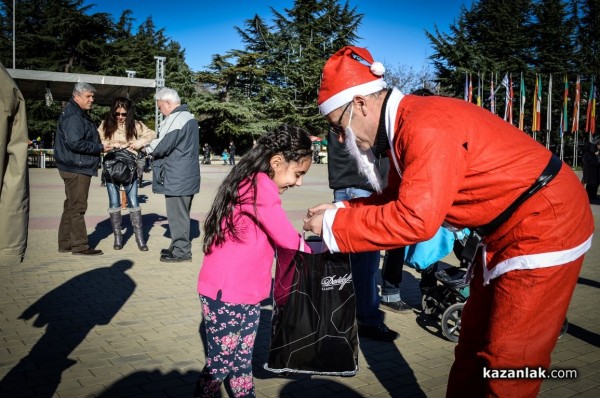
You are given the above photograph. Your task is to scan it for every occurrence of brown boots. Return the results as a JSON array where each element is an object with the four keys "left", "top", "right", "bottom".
[
  {"left": 108, "top": 209, "right": 123, "bottom": 250},
  {"left": 129, "top": 209, "right": 148, "bottom": 251},
  {"left": 108, "top": 208, "right": 148, "bottom": 251}
]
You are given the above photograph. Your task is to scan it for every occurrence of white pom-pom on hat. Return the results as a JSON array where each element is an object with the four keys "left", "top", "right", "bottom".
[{"left": 370, "top": 61, "right": 385, "bottom": 76}]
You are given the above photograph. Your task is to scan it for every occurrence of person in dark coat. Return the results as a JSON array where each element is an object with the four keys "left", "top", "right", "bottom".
[
  {"left": 582, "top": 138, "right": 600, "bottom": 202},
  {"left": 54, "top": 82, "right": 112, "bottom": 255},
  {"left": 146, "top": 87, "right": 200, "bottom": 262}
]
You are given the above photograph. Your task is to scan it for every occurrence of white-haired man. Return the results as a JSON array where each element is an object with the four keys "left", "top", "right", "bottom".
[
  {"left": 147, "top": 87, "right": 200, "bottom": 263},
  {"left": 304, "top": 46, "right": 593, "bottom": 397}
]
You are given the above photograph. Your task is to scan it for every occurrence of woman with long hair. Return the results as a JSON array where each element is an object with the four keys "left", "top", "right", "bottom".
[{"left": 98, "top": 97, "right": 156, "bottom": 251}]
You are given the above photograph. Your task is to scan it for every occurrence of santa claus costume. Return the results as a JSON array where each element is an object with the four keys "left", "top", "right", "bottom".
[{"left": 316, "top": 46, "right": 594, "bottom": 397}]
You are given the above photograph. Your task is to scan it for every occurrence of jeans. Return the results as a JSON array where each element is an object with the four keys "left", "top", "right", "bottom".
[
  {"left": 381, "top": 247, "right": 405, "bottom": 302},
  {"left": 334, "top": 188, "right": 383, "bottom": 327},
  {"left": 58, "top": 171, "right": 92, "bottom": 252},
  {"left": 106, "top": 176, "right": 139, "bottom": 209}
]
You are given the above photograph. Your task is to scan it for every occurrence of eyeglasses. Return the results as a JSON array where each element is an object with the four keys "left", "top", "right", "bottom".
[
  {"left": 115, "top": 112, "right": 127, "bottom": 117},
  {"left": 330, "top": 102, "right": 352, "bottom": 136}
]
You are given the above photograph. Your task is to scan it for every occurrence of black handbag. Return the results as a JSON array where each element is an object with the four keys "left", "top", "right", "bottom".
[
  {"left": 102, "top": 148, "right": 138, "bottom": 186},
  {"left": 265, "top": 239, "right": 359, "bottom": 376}
]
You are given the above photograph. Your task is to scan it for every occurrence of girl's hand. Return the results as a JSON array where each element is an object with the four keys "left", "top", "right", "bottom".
[{"left": 303, "top": 211, "right": 325, "bottom": 236}]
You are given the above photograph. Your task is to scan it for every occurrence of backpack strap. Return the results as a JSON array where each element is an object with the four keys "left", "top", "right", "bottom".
[{"left": 460, "top": 155, "right": 563, "bottom": 268}]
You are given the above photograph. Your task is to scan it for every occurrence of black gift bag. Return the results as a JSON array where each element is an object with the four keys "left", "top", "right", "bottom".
[{"left": 264, "top": 239, "right": 358, "bottom": 376}]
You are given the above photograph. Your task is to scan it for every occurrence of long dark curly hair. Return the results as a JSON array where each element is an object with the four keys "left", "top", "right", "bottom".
[
  {"left": 202, "top": 124, "right": 313, "bottom": 254},
  {"left": 101, "top": 97, "right": 139, "bottom": 141}
]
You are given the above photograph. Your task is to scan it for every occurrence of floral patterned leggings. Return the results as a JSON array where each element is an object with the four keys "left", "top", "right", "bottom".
[{"left": 194, "top": 294, "right": 260, "bottom": 398}]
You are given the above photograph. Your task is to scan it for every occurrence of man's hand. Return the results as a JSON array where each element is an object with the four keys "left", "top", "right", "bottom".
[
  {"left": 102, "top": 144, "right": 112, "bottom": 152},
  {"left": 303, "top": 203, "right": 336, "bottom": 236},
  {"left": 306, "top": 202, "right": 336, "bottom": 217}
]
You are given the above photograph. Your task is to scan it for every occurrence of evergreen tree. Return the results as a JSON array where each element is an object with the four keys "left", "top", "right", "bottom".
[
  {"left": 576, "top": 0, "right": 600, "bottom": 78},
  {"left": 193, "top": 0, "right": 362, "bottom": 146}
]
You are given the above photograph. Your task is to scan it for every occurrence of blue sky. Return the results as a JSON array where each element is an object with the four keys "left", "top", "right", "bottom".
[{"left": 82, "top": 0, "right": 472, "bottom": 72}]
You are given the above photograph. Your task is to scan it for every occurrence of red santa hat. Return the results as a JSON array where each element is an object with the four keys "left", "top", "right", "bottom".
[{"left": 318, "top": 46, "right": 387, "bottom": 115}]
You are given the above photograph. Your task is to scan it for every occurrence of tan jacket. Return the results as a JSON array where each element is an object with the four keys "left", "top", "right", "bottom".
[
  {"left": 0, "top": 62, "right": 30, "bottom": 265},
  {"left": 98, "top": 121, "right": 156, "bottom": 154}
]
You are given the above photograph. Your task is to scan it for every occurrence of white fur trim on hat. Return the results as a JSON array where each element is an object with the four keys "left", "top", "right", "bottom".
[{"left": 319, "top": 78, "right": 387, "bottom": 115}]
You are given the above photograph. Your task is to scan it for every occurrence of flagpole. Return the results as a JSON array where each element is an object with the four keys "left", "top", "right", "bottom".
[
  {"left": 572, "top": 76, "right": 581, "bottom": 168},
  {"left": 560, "top": 109, "right": 564, "bottom": 161},
  {"left": 546, "top": 74, "right": 552, "bottom": 150}
]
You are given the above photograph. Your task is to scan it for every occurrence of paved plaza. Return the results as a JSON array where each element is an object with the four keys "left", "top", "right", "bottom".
[{"left": 1, "top": 163, "right": 599, "bottom": 397}]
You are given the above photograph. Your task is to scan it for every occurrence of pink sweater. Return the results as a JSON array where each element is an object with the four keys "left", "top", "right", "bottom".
[{"left": 198, "top": 172, "right": 309, "bottom": 304}]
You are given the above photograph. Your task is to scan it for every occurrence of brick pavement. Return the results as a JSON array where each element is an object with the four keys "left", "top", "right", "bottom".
[{"left": 0, "top": 165, "right": 599, "bottom": 397}]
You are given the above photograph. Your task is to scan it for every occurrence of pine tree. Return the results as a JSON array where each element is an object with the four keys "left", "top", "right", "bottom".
[{"left": 193, "top": 0, "right": 362, "bottom": 146}]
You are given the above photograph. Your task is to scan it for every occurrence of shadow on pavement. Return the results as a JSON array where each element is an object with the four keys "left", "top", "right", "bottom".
[
  {"left": 578, "top": 276, "right": 600, "bottom": 289},
  {"left": 566, "top": 323, "right": 600, "bottom": 348},
  {"left": 0, "top": 260, "right": 136, "bottom": 397},
  {"left": 96, "top": 369, "right": 200, "bottom": 397},
  {"left": 88, "top": 212, "right": 170, "bottom": 249}
]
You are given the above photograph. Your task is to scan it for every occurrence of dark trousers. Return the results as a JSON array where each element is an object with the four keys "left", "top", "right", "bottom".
[
  {"left": 165, "top": 195, "right": 194, "bottom": 258},
  {"left": 585, "top": 183, "right": 598, "bottom": 201},
  {"left": 381, "top": 247, "right": 405, "bottom": 301},
  {"left": 382, "top": 247, "right": 439, "bottom": 300},
  {"left": 58, "top": 171, "right": 92, "bottom": 252}
]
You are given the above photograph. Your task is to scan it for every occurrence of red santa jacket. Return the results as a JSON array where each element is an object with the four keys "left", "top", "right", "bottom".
[{"left": 322, "top": 89, "right": 594, "bottom": 283}]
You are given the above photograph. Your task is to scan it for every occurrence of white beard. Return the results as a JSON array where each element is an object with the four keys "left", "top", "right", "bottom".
[{"left": 344, "top": 124, "right": 383, "bottom": 193}]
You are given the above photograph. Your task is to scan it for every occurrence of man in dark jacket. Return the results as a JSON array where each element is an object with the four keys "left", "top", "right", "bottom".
[
  {"left": 54, "top": 82, "right": 111, "bottom": 255},
  {"left": 327, "top": 129, "right": 400, "bottom": 341},
  {"left": 147, "top": 87, "right": 200, "bottom": 263}
]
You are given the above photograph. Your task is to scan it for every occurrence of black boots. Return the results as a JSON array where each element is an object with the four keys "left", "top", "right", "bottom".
[
  {"left": 108, "top": 210, "right": 123, "bottom": 250},
  {"left": 130, "top": 209, "right": 148, "bottom": 251}
]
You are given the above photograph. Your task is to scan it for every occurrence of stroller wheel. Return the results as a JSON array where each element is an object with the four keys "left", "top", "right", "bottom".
[
  {"left": 441, "top": 302, "right": 464, "bottom": 343},
  {"left": 421, "top": 286, "right": 444, "bottom": 317},
  {"left": 558, "top": 318, "right": 569, "bottom": 339}
]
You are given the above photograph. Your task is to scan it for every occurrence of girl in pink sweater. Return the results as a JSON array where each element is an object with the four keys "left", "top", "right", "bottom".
[{"left": 195, "top": 125, "right": 313, "bottom": 397}]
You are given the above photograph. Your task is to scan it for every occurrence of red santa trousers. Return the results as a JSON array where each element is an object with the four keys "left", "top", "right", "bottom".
[{"left": 446, "top": 257, "right": 583, "bottom": 397}]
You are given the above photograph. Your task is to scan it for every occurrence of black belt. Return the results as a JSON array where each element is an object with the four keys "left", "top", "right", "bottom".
[{"left": 460, "top": 155, "right": 563, "bottom": 267}]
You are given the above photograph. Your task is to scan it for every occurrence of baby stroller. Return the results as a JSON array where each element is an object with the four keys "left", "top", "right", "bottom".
[
  {"left": 421, "top": 266, "right": 469, "bottom": 343},
  {"left": 421, "top": 264, "right": 569, "bottom": 343}
]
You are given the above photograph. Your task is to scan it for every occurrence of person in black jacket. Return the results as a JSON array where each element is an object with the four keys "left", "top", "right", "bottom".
[
  {"left": 327, "top": 129, "right": 399, "bottom": 341},
  {"left": 54, "top": 82, "right": 111, "bottom": 255},
  {"left": 582, "top": 138, "right": 600, "bottom": 202}
]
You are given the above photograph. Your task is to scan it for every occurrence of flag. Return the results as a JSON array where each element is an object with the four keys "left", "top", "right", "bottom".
[
  {"left": 469, "top": 73, "right": 473, "bottom": 103},
  {"left": 546, "top": 74, "right": 552, "bottom": 132},
  {"left": 501, "top": 73, "right": 511, "bottom": 122},
  {"left": 490, "top": 73, "right": 495, "bottom": 114},
  {"left": 464, "top": 72, "right": 469, "bottom": 101},
  {"left": 585, "top": 76, "right": 596, "bottom": 134},
  {"left": 559, "top": 109, "right": 565, "bottom": 140},
  {"left": 519, "top": 73, "right": 526, "bottom": 130},
  {"left": 477, "top": 72, "right": 482, "bottom": 106},
  {"left": 562, "top": 75, "right": 568, "bottom": 138},
  {"left": 571, "top": 75, "right": 580, "bottom": 133},
  {"left": 508, "top": 74, "right": 514, "bottom": 125},
  {"left": 532, "top": 74, "right": 542, "bottom": 132}
]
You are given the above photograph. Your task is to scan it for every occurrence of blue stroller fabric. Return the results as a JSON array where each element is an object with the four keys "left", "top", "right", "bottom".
[{"left": 405, "top": 226, "right": 469, "bottom": 270}]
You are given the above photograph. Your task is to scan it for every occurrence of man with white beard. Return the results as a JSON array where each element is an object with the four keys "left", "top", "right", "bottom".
[{"left": 304, "top": 46, "right": 593, "bottom": 397}]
